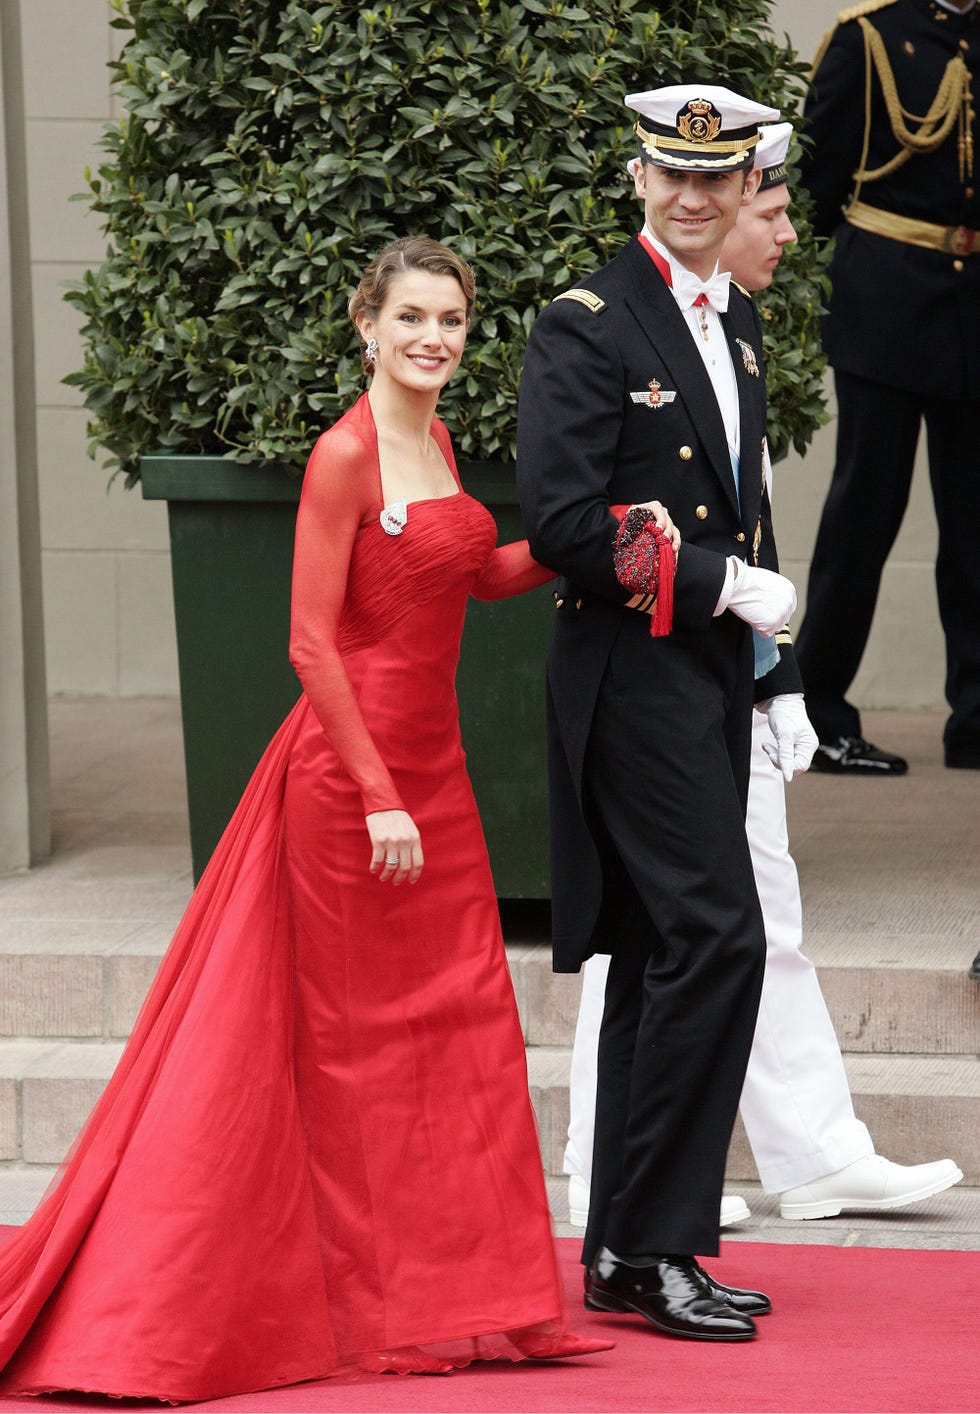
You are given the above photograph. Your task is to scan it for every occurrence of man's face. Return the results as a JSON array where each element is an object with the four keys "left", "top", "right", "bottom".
[
  {"left": 633, "top": 160, "right": 761, "bottom": 277},
  {"left": 720, "top": 184, "right": 797, "bottom": 291}
]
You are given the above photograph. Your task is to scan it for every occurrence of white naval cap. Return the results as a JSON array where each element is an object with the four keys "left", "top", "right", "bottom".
[
  {"left": 754, "top": 122, "right": 793, "bottom": 190},
  {"left": 625, "top": 84, "right": 780, "bottom": 172}
]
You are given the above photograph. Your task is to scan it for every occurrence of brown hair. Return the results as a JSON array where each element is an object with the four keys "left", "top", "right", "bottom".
[{"left": 348, "top": 237, "right": 476, "bottom": 373}]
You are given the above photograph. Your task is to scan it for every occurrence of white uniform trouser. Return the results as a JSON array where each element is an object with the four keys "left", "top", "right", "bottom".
[{"left": 564, "top": 711, "right": 873, "bottom": 1195}]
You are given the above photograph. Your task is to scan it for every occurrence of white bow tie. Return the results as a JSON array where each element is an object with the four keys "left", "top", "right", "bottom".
[{"left": 671, "top": 267, "right": 731, "bottom": 315}]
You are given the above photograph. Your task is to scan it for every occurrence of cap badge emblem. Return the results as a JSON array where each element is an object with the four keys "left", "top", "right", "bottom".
[
  {"left": 677, "top": 98, "right": 722, "bottom": 145},
  {"left": 736, "top": 338, "right": 760, "bottom": 377}
]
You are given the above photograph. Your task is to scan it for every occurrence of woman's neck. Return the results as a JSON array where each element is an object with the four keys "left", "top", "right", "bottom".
[{"left": 366, "top": 375, "right": 439, "bottom": 451}]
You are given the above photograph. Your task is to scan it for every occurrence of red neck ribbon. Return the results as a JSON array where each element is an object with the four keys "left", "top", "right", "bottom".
[{"left": 638, "top": 232, "right": 672, "bottom": 287}]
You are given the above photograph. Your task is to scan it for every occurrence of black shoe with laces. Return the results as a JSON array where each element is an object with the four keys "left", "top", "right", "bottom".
[{"left": 810, "top": 735, "right": 909, "bottom": 775}]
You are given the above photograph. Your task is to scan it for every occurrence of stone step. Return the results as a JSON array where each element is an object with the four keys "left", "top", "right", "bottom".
[
  {"left": 526, "top": 1046, "right": 980, "bottom": 1186},
  {"left": 507, "top": 939, "right": 980, "bottom": 1055},
  {"left": 0, "top": 1039, "right": 125, "bottom": 1166},
  {"left": 2, "top": 926, "right": 974, "bottom": 1055},
  {"left": 0, "top": 924, "right": 168, "bottom": 1040},
  {"left": 1, "top": 1036, "right": 976, "bottom": 1214}
]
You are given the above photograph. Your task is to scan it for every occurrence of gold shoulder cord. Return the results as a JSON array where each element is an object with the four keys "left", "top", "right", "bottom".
[
  {"left": 851, "top": 18, "right": 974, "bottom": 197},
  {"left": 810, "top": 0, "right": 898, "bottom": 78}
]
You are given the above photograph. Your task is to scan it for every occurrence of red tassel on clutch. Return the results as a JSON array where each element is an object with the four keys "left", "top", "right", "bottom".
[{"left": 610, "top": 503, "right": 675, "bottom": 637}]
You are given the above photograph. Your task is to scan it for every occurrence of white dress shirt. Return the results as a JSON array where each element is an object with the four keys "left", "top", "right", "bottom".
[
  {"left": 639, "top": 227, "right": 742, "bottom": 613},
  {"left": 641, "top": 227, "right": 741, "bottom": 462}
]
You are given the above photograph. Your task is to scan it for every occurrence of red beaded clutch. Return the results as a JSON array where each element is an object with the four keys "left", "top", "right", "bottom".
[{"left": 610, "top": 504, "right": 675, "bottom": 637}]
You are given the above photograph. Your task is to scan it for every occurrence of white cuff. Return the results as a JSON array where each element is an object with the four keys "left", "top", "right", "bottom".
[{"left": 713, "top": 556, "right": 738, "bottom": 617}]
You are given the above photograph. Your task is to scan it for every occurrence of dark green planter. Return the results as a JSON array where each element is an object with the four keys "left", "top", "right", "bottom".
[{"left": 141, "top": 455, "right": 551, "bottom": 896}]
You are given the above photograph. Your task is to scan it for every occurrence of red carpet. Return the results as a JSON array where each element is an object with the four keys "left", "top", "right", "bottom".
[{"left": 0, "top": 1237, "right": 974, "bottom": 1413}]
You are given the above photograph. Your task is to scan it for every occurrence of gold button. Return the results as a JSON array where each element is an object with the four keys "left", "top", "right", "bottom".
[
  {"left": 954, "top": 259, "right": 964, "bottom": 272},
  {"left": 679, "top": 446, "right": 693, "bottom": 461},
  {"left": 555, "top": 597, "right": 564, "bottom": 608},
  {"left": 960, "top": 38, "right": 969, "bottom": 51},
  {"left": 695, "top": 505, "right": 708, "bottom": 520},
  {"left": 966, "top": 187, "right": 976, "bottom": 199},
  {"left": 735, "top": 531, "right": 746, "bottom": 542}
]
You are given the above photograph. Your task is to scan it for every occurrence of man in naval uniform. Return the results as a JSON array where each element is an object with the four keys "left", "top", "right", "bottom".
[
  {"left": 795, "top": 0, "right": 980, "bottom": 779},
  {"left": 517, "top": 86, "right": 813, "bottom": 1342},
  {"left": 561, "top": 123, "right": 963, "bottom": 1236}
]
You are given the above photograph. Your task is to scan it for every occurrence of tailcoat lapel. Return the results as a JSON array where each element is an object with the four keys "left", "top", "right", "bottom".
[{"left": 620, "top": 239, "right": 741, "bottom": 517}]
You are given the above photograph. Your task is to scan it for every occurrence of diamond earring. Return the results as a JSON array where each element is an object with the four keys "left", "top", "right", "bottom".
[{"left": 365, "top": 337, "right": 378, "bottom": 365}]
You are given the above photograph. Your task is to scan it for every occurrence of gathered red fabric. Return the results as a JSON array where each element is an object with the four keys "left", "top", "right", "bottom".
[{"left": 0, "top": 393, "right": 609, "bottom": 1403}]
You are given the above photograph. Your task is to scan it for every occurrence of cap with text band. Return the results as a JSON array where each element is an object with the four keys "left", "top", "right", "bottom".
[{"left": 754, "top": 121, "right": 793, "bottom": 190}]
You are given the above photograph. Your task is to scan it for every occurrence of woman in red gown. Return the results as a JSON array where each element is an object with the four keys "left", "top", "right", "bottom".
[{"left": 0, "top": 238, "right": 612, "bottom": 1402}]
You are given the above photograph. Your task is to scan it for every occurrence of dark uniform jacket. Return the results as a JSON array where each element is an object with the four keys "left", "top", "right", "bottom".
[
  {"left": 801, "top": 0, "right": 980, "bottom": 398},
  {"left": 516, "top": 235, "right": 801, "bottom": 971}
]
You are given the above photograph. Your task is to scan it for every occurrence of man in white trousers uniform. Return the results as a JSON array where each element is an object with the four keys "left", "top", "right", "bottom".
[{"left": 565, "top": 124, "right": 963, "bottom": 1227}]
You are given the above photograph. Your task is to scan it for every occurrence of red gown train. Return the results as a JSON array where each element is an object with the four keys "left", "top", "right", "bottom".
[{"left": 0, "top": 395, "right": 608, "bottom": 1402}]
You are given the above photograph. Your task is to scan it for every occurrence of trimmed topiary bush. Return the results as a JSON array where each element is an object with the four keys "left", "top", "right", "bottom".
[{"left": 67, "top": 0, "right": 828, "bottom": 484}]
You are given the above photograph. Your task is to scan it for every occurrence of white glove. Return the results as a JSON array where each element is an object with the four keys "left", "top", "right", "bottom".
[
  {"left": 762, "top": 693, "right": 818, "bottom": 781},
  {"left": 726, "top": 562, "right": 797, "bottom": 636}
]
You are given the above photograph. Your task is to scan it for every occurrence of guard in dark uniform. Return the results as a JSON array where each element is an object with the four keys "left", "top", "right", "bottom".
[
  {"left": 796, "top": 0, "right": 980, "bottom": 775},
  {"left": 517, "top": 85, "right": 815, "bottom": 1342}
]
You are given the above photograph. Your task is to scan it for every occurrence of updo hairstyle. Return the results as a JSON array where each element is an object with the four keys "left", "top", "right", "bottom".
[{"left": 348, "top": 236, "right": 476, "bottom": 374}]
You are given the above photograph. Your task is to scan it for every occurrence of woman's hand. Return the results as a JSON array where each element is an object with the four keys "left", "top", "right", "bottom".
[
  {"left": 366, "top": 809, "right": 424, "bottom": 886},
  {"left": 628, "top": 500, "right": 681, "bottom": 554}
]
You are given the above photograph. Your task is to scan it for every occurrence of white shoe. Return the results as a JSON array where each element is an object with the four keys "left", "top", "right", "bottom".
[
  {"left": 566, "top": 1174, "right": 751, "bottom": 1230},
  {"left": 779, "top": 1154, "right": 963, "bottom": 1220},
  {"left": 719, "top": 1193, "right": 751, "bottom": 1227}
]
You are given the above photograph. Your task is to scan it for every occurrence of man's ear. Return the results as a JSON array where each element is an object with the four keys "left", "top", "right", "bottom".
[{"left": 743, "top": 167, "right": 762, "bottom": 201}]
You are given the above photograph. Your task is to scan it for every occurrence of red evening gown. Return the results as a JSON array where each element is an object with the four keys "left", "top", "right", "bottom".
[{"left": 0, "top": 394, "right": 608, "bottom": 1403}]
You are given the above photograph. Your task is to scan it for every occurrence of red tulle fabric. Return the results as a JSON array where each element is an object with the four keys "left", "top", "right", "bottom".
[
  {"left": 610, "top": 503, "right": 675, "bottom": 636},
  {"left": 0, "top": 395, "right": 608, "bottom": 1403}
]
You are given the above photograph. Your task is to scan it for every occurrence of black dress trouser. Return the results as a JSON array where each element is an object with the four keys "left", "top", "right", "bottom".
[
  {"left": 580, "top": 611, "right": 766, "bottom": 1264},
  {"left": 797, "top": 370, "right": 980, "bottom": 755}
]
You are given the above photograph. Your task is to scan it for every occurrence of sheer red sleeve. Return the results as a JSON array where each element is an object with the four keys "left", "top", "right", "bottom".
[
  {"left": 288, "top": 426, "right": 406, "bottom": 816},
  {"left": 470, "top": 540, "right": 557, "bottom": 601}
]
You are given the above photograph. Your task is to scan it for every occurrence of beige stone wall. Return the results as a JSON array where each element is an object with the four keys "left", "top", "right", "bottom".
[
  {"left": 23, "top": 0, "right": 177, "bottom": 696},
  {"left": 21, "top": 0, "right": 945, "bottom": 711}
]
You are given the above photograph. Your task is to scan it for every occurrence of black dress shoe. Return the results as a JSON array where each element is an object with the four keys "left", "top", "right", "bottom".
[
  {"left": 969, "top": 951, "right": 980, "bottom": 983},
  {"left": 584, "top": 1248, "right": 757, "bottom": 1342},
  {"left": 688, "top": 1257, "right": 771, "bottom": 1315},
  {"left": 810, "top": 736, "right": 908, "bottom": 775}
]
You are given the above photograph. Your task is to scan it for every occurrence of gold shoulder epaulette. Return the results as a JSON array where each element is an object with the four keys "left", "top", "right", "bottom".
[
  {"left": 553, "top": 289, "right": 606, "bottom": 314},
  {"left": 837, "top": 0, "right": 897, "bottom": 22},
  {"left": 811, "top": 0, "right": 896, "bottom": 74}
]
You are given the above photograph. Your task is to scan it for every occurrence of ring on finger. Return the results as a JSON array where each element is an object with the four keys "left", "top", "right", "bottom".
[{"left": 384, "top": 856, "right": 399, "bottom": 866}]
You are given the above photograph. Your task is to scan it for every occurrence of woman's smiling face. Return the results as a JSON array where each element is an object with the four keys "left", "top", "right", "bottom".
[{"left": 358, "top": 271, "right": 469, "bottom": 392}]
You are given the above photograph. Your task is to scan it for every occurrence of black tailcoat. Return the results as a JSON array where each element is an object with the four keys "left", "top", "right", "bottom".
[{"left": 517, "top": 235, "right": 800, "bottom": 974}]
